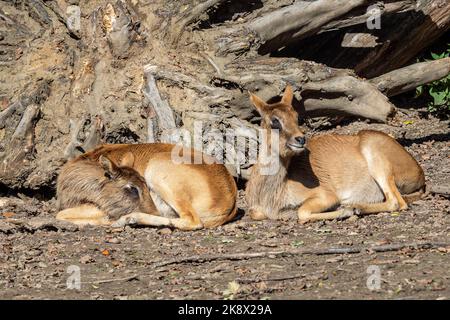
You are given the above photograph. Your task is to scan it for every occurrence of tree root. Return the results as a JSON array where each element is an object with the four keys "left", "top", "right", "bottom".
[
  {"left": 142, "top": 68, "right": 178, "bottom": 143},
  {"left": 170, "top": 0, "right": 225, "bottom": 45}
]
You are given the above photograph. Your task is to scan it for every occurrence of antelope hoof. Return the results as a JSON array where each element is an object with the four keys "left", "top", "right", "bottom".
[
  {"left": 249, "top": 209, "right": 267, "bottom": 221},
  {"left": 111, "top": 215, "right": 137, "bottom": 228},
  {"left": 341, "top": 207, "right": 361, "bottom": 219},
  {"left": 297, "top": 212, "right": 312, "bottom": 224},
  {"left": 111, "top": 219, "right": 126, "bottom": 228}
]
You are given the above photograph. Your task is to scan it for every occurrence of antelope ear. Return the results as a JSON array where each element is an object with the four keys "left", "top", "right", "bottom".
[
  {"left": 120, "top": 152, "right": 135, "bottom": 168},
  {"left": 281, "top": 85, "right": 294, "bottom": 105},
  {"left": 249, "top": 91, "right": 269, "bottom": 115},
  {"left": 99, "top": 155, "right": 118, "bottom": 177}
]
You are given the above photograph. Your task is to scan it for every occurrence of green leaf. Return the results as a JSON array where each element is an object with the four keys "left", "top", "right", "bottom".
[
  {"left": 431, "top": 52, "right": 445, "bottom": 60},
  {"left": 431, "top": 52, "right": 440, "bottom": 60},
  {"left": 417, "top": 45, "right": 450, "bottom": 116},
  {"left": 415, "top": 85, "right": 423, "bottom": 97},
  {"left": 430, "top": 90, "right": 446, "bottom": 105}
]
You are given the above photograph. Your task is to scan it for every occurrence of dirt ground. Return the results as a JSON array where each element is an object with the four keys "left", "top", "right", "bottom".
[{"left": 0, "top": 109, "right": 449, "bottom": 300}]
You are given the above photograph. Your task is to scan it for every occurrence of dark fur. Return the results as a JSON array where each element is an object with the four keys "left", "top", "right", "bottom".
[{"left": 57, "top": 156, "right": 155, "bottom": 220}]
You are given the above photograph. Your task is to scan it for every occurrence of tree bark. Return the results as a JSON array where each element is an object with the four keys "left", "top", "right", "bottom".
[
  {"left": 0, "top": 0, "right": 449, "bottom": 190},
  {"left": 206, "top": 0, "right": 450, "bottom": 77},
  {"left": 369, "top": 57, "right": 450, "bottom": 97}
]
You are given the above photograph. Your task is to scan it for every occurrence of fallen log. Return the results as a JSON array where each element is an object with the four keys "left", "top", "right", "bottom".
[
  {"left": 369, "top": 57, "right": 450, "bottom": 97},
  {"left": 247, "top": 0, "right": 366, "bottom": 55},
  {"left": 274, "top": 0, "right": 450, "bottom": 78},
  {"left": 213, "top": 0, "right": 365, "bottom": 57},
  {"left": 300, "top": 75, "right": 394, "bottom": 121},
  {"left": 206, "top": 0, "right": 450, "bottom": 77}
]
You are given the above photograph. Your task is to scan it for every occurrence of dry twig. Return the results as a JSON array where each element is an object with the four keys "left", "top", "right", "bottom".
[{"left": 152, "top": 241, "right": 450, "bottom": 268}]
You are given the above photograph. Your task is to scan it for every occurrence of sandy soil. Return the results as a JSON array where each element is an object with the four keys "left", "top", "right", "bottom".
[{"left": 0, "top": 110, "right": 449, "bottom": 300}]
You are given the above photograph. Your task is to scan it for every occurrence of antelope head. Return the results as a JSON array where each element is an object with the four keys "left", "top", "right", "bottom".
[{"left": 249, "top": 85, "right": 306, "bottom": 159}]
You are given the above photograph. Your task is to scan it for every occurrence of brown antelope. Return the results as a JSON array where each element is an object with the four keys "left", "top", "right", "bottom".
[
  {"left": 56, "top": 143, "right": 238, "bottom": 230},
  {"left": 56, "top": 155, "right": 156, "bottom": 226},
  {"left": 245, "top": 85, "right": 425, "bottom": 223}
]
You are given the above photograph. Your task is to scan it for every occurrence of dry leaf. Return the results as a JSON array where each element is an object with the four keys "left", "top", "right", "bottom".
[
  {"left": 223, "top": 281, "right": 240, "bottom": 299},
  {"left": 2, "top": 212, "right": 15, "bottom": 218}
]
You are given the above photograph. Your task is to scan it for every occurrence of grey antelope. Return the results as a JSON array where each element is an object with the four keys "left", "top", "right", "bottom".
[
  {"left": 57, "top": 144, "right": 238, "bottom": 230},
  {"left": 245, "top": 85, "right": 425, "bottom": 223}
]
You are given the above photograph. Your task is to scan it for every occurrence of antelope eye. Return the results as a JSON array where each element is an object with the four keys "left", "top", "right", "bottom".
[
  {"left": 271, "top": 118, "right": 282, "bottom": 130},
  {"left": 124, "top": 184, "right": 140, "bottom": 199}
]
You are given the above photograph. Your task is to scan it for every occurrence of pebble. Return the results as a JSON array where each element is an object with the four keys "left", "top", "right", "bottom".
[
  {"left": 80, "top": 254, "right": 95, "bottom": 264},
  {"left": 106, "top": 237, "right": 121, "bottom": 244},
  {"left": 158, "top": 228, "right": 172, "bottom": 235}
]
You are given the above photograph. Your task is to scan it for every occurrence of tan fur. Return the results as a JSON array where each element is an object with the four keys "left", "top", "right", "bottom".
[
  {"left": 57, "top": 205, "right": 111, "bottom": 226},
  {"left": 57, "top": 144, "right": 238, "bottom": 230},
  {"left": 56, "top": 155, "right": 156, "bottom": 225},
  {"left": 246, "top": 86, "right": 425, "bottom": 223}
]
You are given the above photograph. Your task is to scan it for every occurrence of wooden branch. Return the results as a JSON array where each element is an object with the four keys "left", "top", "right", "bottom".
[
  {"left": 213, "top": 0, "right": 367, "bottom": 56},
  {"left": 200, "top": 52, "right": 223, "bottom": 77},
  {"left": 43, "top": 1, "right": 81, "bottom": 39},
  {"left": 236, "top": 274, "right": 305, "bottom": 284},
  {"left": 248, "top": 0, "right": 366, "bottom": 54},
  {"left": 0, "top": 80, "right": 50, "bottom": 129},
  {"left": 369, "top": 57, "right": 450, "bottom": 97},
  {"left": 152, "top": 241, "right": 450, "bottom": 268},
  {"left": 102, "top": 1, "right": 136, "bottom": 58},
  {"left": 171, "top": 0, "right": 225, "bottom": 44},
  {"left": 142, "top": 68, "right": 177, "bottom": 143},
  {"left": 144, "top": 64, "right": 228, "bottom": 96},
  {"left": 363, "top": 0, "right": 450, "bottom": 77},
  {"left": 88, "top": 275, "right": 138, "bottom": 285},
  {"left": 304, "top": 0, "right": 450, "bottom": 77},
  {"left": 0, "top": 100, "right": 25, "bottom": 130},
  {"left": 28, "top": 0, "right": 52, "bottom": 26},
  {"left": 320, "top": 2, "right": 410, "bottom": 32},
  {"left": 220, "top": 57, "right": 395, "bottom": 122},
  {"left": 11, "top": 104, "right": 40, "bottom": 141},
  {"left": 209, "top": 0, "right": 450, "bottom": 77},
  {"left": 64, "top": 117, "right": 86, "bottom": 160},
  {"left": 81, "top": 116, "right": 104, "bottom": 152},
  {"left": 301, "top": 75, "right": 395, "bottom": 122}
]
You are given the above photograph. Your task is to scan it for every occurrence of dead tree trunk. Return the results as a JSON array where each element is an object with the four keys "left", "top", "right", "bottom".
[
  {"left": 369, "top": 57, "right": 450, "bottom": 97},
  {"left": 0, "top": 0, "right": 449, "bottom": 189},
  {"left": 202, "top": 0, "right": 450, "bottom": 77}
]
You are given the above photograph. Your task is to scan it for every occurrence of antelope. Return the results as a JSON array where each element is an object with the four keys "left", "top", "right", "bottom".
[
  {"left": 56, "top": 143, "right": 238, "bottom": 230},
  {"left": 56, "top": 155, "right": 155, "bottom": 226},
  {"left": 245, "top": 85, "right": 425, "bottom": 224}
]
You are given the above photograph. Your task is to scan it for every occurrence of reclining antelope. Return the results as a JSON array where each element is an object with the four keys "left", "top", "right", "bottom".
[
  {"left": 57, "top": 144, "right": 238, "bottom": 230},
  {"left": 246, "top": 85, "right": 425, "bottom": 223}
]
